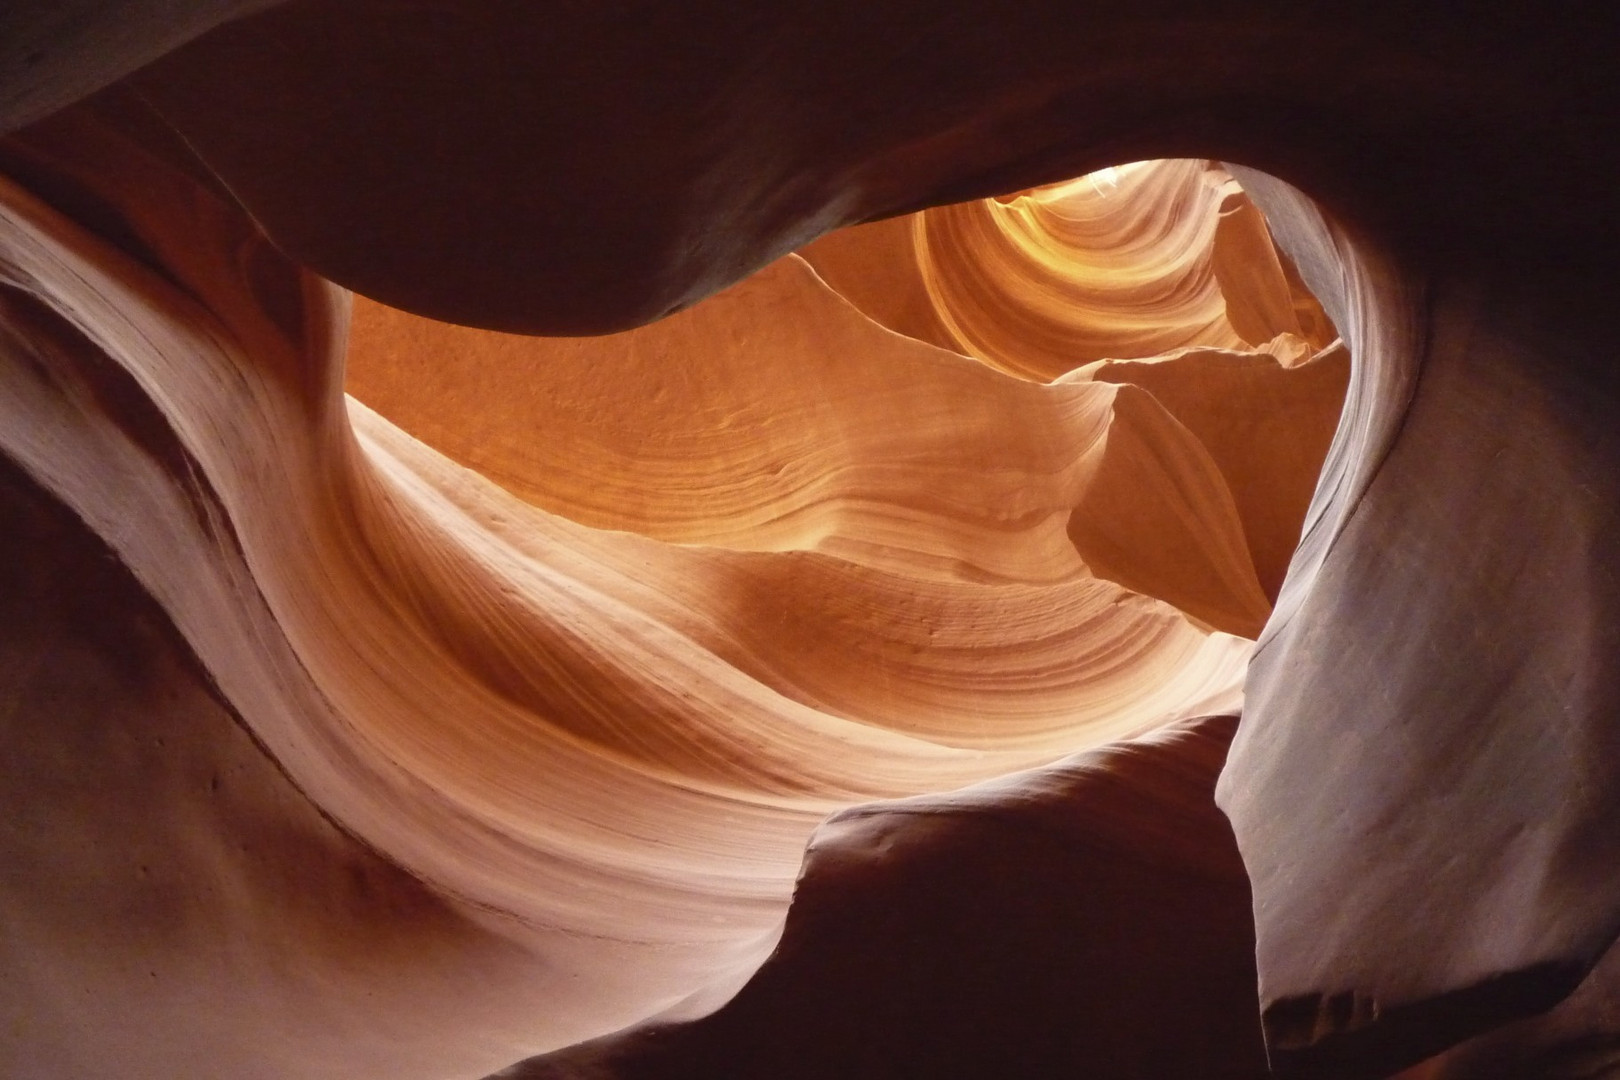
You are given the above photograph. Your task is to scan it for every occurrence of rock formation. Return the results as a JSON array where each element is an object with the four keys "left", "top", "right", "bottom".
[
  {"left": 506, "top": 714, "right": 1271, "bottom": 1080},
  {"left": 1, "top": 3, "right": 1616, "bottom": 1078}
]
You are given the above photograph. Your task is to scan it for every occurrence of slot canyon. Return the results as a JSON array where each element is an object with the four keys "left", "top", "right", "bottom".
[{"left": 1, "top": 4, "right": 1617, "bottom": 1079}]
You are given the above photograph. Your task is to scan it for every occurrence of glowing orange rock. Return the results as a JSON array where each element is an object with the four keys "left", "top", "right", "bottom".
[{"left": 1, "top": 96, "right": 1329, "bottom": 1077}]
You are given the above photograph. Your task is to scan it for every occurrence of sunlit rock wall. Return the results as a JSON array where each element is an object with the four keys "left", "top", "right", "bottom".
[
  {"left": 0, "top": 91, "right": 1339, "bottom": 1079},
  {"left": 2, "top": 3, "right": 1617, "bottom": 1078}
]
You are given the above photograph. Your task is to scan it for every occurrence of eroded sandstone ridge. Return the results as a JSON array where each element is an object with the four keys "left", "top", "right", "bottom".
[
  {"left": 0, "top": 93, "right": 1334, "bottom": 1076},
  {"left": 2, "top": 3, "right": 1618, "bottom": 1078}
]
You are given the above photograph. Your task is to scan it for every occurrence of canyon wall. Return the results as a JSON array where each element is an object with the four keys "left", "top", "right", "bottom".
[{"left": 2, "top": 3, "right": 1617, "bottom": 1077}]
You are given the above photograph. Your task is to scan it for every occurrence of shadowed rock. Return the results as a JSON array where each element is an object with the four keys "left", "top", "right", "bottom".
[{"left": 498, "top": 714, "right": 1267, "bottom": 1080}]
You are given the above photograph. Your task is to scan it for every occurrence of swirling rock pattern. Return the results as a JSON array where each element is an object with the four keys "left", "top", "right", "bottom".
[
  {"left": 3, "top": 3, "right": 1618, "bottom": 1078},
  {"left": 502, "top": 714, "right": 1269, "bottom": 1080},
  {"left": 0, "top": 92, "right": 1340, "bottom": 1077},
  {"left": 798, "top": 159, "right": 1335, "bottom": 381}
]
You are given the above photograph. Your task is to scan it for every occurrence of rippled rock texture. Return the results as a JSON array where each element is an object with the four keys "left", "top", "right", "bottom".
[
  {"left": 500, "top": 713, "right": 1270, "bottom": 1080},
  {"left": 3, "top": 3, "right": 1618, "bottom": 1078},
  {"left": 0, "top": 94, "right": 1331, "bottom": 1077}
]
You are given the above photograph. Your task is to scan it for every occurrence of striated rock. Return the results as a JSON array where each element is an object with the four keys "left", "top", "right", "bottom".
[
  {"left": 907, "top": 159, "right": 1325, "bottom": 380},
  {"left": 1086, "top": 342, "right": 1350, "bottom": 604},
  {"left": 0, "top": 435, "right": 568, "bottom": 1080},
  {"left": 0, "top": 92, "right": 1340, "bottom": 1076},
  {"left": 800, "top": 159, "right": 1334, "bottom": 382},
  {"left": 346, "top": 161, "right": 1340, "bottom": 639},
  {"left": 496, "top": 714, "right": 1268, "bottom": 1080},
  {"left": 3, "top": 3, "right": 1617, "bottom": 1077}
]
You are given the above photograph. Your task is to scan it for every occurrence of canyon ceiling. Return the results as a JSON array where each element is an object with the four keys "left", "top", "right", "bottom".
[{"left": 2, "top": 3, "right": 1618, "bottom": 1079}]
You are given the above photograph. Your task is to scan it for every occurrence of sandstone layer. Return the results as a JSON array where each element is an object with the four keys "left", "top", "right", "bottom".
[
  {"left": 1, "top": 3, "right": 1617, "bottom": 1078},
  {"left": 504, "top": 714, "right": 1268, "bottom": 1080},
  {"left": 1, "top": 93, "right": 1338, "bottom": 1077}
]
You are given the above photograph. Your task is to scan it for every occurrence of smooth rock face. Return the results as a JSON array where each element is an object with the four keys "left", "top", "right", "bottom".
[
  {"left": 121, "top": 3, "right": 1620, "bottom": 335},
  {"left": 0, "top": 0, "right": 276, "bottom": 135},
  {"left": 803, "top": 159, "right": 1332, "bottom": 382},
  {"left": 0, "top": 440, "right": 565, "bottom": 1080},
  {"left": 2, "top": 3, "right": 1619, "bottom": 1079},
  {"left": 1220, "top": 170, "right": 1620, "bottom": 1078},
  {"left": 0, "top": 91, "right": 1342, "bottom": 1077},
  {"left": 502, "top": 714, "right": 1268, "bottom": 1080},
  {"left": 1392, "top": 936, "right": 1620, "bottom": 1079}
]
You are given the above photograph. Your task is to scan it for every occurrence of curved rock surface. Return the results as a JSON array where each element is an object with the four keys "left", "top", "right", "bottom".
[
  {"left": 1391, "top": 936, "right": 1620, "bottom": 1079},
  {"left": 0, "top": 445, "right": 564, "bottom": 1080},
  {"left": 801, "top": 158, "right": 1334, "bottom": 381},
  {"left": 2, "top": 3, "right": 1618, "bottom": 1078},
  {"left": 0, "top": 92, "right": 1341, "bottom": 1077},
  {"left": 116, "top": 2, "right": 1618, "bottom": 340},
  {"left": 502, "top": 714, "right": 1267, "bottom": 1080},
  {"left": 1218, "top": 166, "right": 1620, "bottom": 1079}
]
